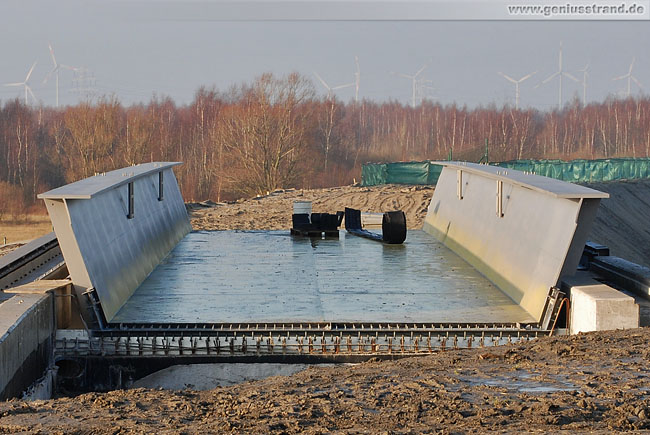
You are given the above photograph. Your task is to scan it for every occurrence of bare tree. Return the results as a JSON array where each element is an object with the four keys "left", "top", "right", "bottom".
[
  {"left": 315, "top": 98, "right": 343, "bottom": 172},
  {"left": 62, "top": 97, "right": 122, "bottom": 180},
  {"left": 220, "top": 73, "right": 315, "bottom": 195}
]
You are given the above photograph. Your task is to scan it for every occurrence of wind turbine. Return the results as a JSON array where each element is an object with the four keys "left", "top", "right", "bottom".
[
  {"left": 354, "top": 56, "right": 361, "bottom": 102},
  {"left": 313, "top": 72, "right": 354, "bottom": 99},
  {"left": 416, "top": 78, "right": 436, "bottom": 104},
  {"left": 537, "top": 42, "right": 578, "bottom": 109},
  {"left": 613, "top": 58, "right": 643, "bottom": 97},
  {"left": 497, "top": 70, "right": 537, "bottom": 110},
  {"left": 4, "top": 62, "right": 38, "bottom": 105},
  {"left": 413, "top": 75, "right": 438, "bottom": 105},
  {"left": 577, "top": 64, "right": 589, "bottom": 105},
  {"left": 43, "top": 42, "right": 79, "bottom": 107},
  {"left": 392, "top": 63, "right": 428, "bottom": 108}
]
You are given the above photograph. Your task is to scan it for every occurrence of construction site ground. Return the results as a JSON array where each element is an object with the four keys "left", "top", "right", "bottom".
[
  {"left": 1, "top": 329, "right": 649, "bottom": 433},
  {"left": 1, "top": 182, "right": 650, "bottom": 433}
]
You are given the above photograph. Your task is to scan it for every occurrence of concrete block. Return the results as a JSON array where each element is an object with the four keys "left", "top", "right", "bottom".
[{"left": 569, "top": 283, "right": 639, "bottom": 334}]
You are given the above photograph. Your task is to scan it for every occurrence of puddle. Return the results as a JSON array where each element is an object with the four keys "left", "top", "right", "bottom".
[{"left": 451, "top": 370, "right": 578, "bottom": 394}]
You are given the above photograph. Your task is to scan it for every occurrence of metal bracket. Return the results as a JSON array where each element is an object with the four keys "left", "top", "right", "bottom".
[
  {"left": 496, "top": 180, "right": 504, "bottom": 217},
  {"left": 81, "top": 287, "right": 108, "bottom": 330},
  {"left": 540, "top": 286, "right": 566, "bottom": 330}
]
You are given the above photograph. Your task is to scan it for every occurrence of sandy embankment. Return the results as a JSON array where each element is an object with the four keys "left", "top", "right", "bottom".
[{"left": 188, "top": 185, "right": 434, "bottom": 231}]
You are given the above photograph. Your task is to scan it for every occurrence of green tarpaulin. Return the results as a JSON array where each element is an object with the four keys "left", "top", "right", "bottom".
[
  {"left": 361, "top": 163, "right": 387, "bottom": 187},
  {"left": 497, "top": 158, "right": 650, "bottom": 183},
  {"left": 362, "top": 161, "right": 443, "bottom": 186},
  {"left": 361, "top": 158, "right": 650, "bottom": 186},
  {"left": 386, "top": 162, "right": 429, "bottom": 184}
]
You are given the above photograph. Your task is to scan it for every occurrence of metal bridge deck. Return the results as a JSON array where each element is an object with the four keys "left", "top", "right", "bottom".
[{"left": 112, "top": 230, "right": 534, "bottom": 325}]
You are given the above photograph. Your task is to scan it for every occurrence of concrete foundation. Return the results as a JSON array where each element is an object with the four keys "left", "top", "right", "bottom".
[
  {"left": 563, "top": 274, "right": 639, "bottom": 334},
  {"left": 0, "top": 293, "right": 55, "bottom": 400},
  {"left": 4, "top": 279, "right": 77, "bottom": 329}
]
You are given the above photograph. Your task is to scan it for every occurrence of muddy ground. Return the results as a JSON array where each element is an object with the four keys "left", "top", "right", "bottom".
[
  {"left": 2, "top": 183, "right": 650, "bottom": 433},
  {"left": 1, "top": 329, "right": 650, "bottom": 433}
]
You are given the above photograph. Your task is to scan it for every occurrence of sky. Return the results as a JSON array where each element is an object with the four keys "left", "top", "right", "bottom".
[{"left": 0, "top": 0, "right": 648, "bottom": 110}]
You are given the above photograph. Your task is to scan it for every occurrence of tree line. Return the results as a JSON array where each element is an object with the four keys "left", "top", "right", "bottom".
[{"left": 1, "top": 72, "right": 649, "bottom": 217}]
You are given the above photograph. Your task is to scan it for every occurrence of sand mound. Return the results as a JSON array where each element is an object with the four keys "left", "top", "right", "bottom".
[{"left": 189, "top": 184, "right": 434, "bottom": 231}]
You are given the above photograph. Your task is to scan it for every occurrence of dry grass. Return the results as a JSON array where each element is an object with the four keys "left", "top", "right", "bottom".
[{"left": 0, "top": 214, "right": 52, "bottom": 245}]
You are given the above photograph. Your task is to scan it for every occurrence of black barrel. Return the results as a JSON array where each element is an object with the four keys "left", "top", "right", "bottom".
[{"left": 382, "top": 211, "right": 407, "bottom": 244}]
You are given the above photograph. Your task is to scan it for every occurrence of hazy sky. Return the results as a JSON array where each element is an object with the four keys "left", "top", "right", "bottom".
[{"left": 0, "top": 0, "right": 648, "bottom": 110}]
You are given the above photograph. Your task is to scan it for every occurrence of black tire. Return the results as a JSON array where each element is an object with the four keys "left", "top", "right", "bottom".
[
  {"left": 292, "top": 213, "right": 310, "bottom": 230},
  {"left": 382, "top": 211, "right": 407, "bottom": 244},
  {"left": 311, "top": 213, "right": 323, "bottom": 226},
  {"left": 344, "top": 207, "right": 363, "bottom": 230}
]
